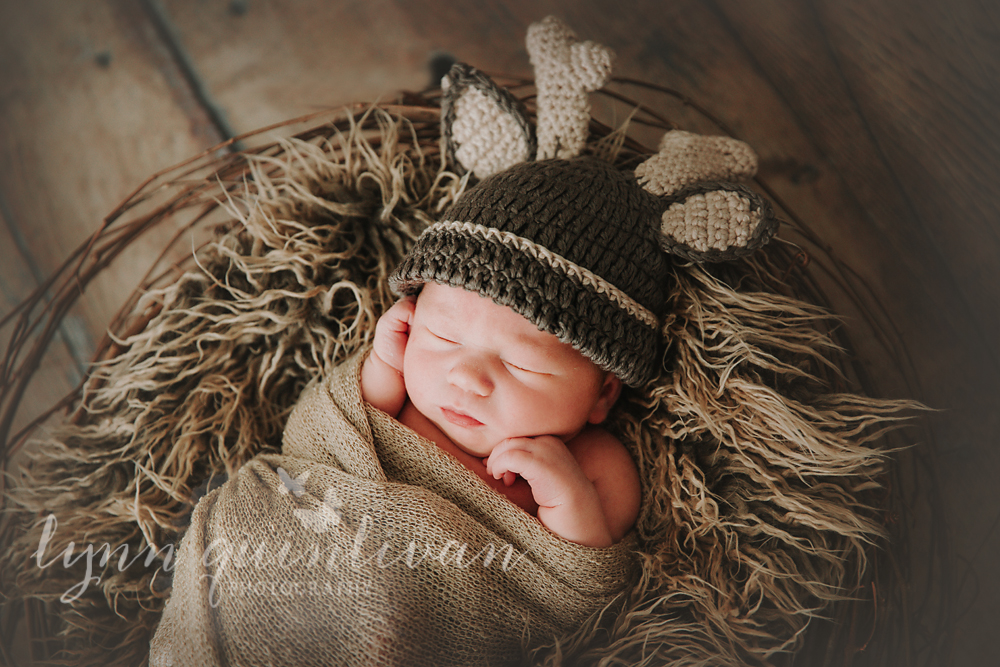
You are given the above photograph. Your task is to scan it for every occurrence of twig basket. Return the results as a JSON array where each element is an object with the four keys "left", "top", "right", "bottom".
[{"left": 0, "top": 81, "right": 935, "bottom": 666}]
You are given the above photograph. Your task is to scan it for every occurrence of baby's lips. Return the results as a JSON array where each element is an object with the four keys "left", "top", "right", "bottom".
[{"left": 440, "top": 406, "right": 484, "bottom": 428}]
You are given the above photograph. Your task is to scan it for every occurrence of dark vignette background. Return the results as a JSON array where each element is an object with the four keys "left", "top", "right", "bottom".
[{"left": 1, "top": 1, "right": 996, "bottom": 665}]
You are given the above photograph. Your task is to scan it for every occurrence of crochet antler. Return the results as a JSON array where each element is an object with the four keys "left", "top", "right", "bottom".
[
  {"left": 437, "top": 19, "right": 777, "bottom": 262},
  {"left": 526, "top": 16, "right": 614, "bottom": 160},
  {"left": 636, "top": 130, "right": 777, "bottom": 261}
]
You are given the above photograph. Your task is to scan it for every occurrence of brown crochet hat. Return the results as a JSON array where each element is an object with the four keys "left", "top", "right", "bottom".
[
  {"left": 391, "top": 158, "right": 669, "bottom": 386},
  {"left": 390, "top": 16, "right": 777, "bottom": 386}
]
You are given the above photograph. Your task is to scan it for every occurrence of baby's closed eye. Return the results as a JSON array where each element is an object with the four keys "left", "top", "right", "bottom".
[
  {"left": 427, "top": 328, "right": 459, "bottom": 344},
  {"left": 502, "top": 359, "right": 550, "bottom": 376}
]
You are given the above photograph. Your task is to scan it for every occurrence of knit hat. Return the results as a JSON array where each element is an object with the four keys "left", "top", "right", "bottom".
[
  {"left": 389, "top": 17, "right": 777, "bottom": 386},
  {"left": 391, "top": 158, "right": 668, "bottom": 386}
]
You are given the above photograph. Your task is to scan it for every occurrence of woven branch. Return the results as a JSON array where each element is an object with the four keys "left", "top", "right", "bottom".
[{"left": 2, "top": 101, "right": 921, "bottom": 666}]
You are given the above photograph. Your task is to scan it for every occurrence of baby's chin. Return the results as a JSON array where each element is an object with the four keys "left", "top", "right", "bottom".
[
  {"left": 420, "top": 414, "right": 491, "bottom": 457},
  {"left": 449, "top": 428, "right": 564, "bottom": 458},
  {"left": 442, "top": 429, "right": 496, "bottom": 459}
]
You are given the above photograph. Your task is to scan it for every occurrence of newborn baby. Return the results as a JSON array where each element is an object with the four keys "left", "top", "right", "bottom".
[
  {"left": 358, "top": 156, "right": 678, "bottom": 549},
  {"left": 360, "top": 281, "right": 641, "bottom": 547}
]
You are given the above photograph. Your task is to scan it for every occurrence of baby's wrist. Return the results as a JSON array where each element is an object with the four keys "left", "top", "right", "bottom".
[
  {"left": 368, "top": 346, "right": 397, "bottom": 374},
  {"left": 360, "top": 348, "right": 407, "bottom": 417},
  {"left": 550, "top": 511, "right": 613, "bottom": 548},
  {"left": 538, "top": 480, "right": 613, "bottom": 547}
]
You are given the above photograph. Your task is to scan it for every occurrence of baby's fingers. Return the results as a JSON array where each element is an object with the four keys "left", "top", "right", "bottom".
[
  {"left": 487, "top": 457, "right": 523, "bottom": 487},
  {"left": 385, "top": 296, "right": 416, "bottom": 329},
  {"left": 373, "top": 297, "right": 416, "bottom": 372},
  {"left": 486, "top": 439, "right": 538, "bottom": 482}
]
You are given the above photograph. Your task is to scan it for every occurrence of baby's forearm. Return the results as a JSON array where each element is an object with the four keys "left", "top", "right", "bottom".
[
  {"left": 537, "top": 485, "right": 614, "bottom": 548},
  {"left": 360, "top": 350, "right": 407, "bottom": 417},
  {"left": 485, "top": 435, "right": 618, "bottom": 548}
]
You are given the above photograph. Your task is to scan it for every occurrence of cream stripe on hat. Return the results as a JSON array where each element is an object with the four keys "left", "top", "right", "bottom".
[{"left": 428, "top": 221, "right": 659, "bottom": 329}]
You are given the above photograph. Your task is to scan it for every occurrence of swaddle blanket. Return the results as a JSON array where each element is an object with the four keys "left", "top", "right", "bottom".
[{"left": 150, "top": 351, "right": 636, "bottom": 666}]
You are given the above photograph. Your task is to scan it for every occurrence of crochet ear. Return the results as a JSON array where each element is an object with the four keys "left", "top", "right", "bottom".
[
  {"left": 655, "top": 183, "right": 777, "bottom": 261},
  {"left": 526, "top": 16, "right": 614, "bottom": 160},
  {"left": 636, "top": 130, "right": 777, "bottom": 261},
  {"left": 440, "top": 62, "right": 535, "bottom": 179}
]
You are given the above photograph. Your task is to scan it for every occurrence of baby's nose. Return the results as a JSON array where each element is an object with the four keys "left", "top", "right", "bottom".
[{"left": 447, "top": 357, "right": 494, "bottom": 396}]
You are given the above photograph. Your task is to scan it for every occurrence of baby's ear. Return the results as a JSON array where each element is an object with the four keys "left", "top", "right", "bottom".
[
  {"left": 588, "top": 374, "right": 623, "bottom": 425},
  {"left": 440, "top": 62, "right": 535, "bottom": 179},
  {"left": 635, "top": 130, "right": 777, "bottom": 262}
]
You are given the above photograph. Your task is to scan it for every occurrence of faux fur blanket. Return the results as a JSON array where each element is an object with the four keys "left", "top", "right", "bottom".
[
  {"left": 2, "top": 110, "right": 916, "bottom": 667},
  {"left": 150, "top": 351, "right": 636, "bottom": 666}
]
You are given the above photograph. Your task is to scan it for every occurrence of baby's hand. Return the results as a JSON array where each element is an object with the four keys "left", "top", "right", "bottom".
[
  {"left": 361, "top": 297, "right": 415, "bottom": 417},
  {"left": 485, "top": 436, "right": 613, "bottom": 547},
  {"left": 371, "top": 296, "right": 416, "bottom": 374}
]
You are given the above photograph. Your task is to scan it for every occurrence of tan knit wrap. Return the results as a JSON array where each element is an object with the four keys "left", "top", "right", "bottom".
[{"left": 150, "top": 352, "right": 636, "bottom": 667}]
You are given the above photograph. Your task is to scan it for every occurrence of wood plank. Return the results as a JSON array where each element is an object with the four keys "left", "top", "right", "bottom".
[
  {"left": 0, "top": 202, "right": 83, "bottom": 453},
  {"left": 817, "top": 0, "right": 1000, "bottom": 393},
  {"left": 160, "top": 0, "right": 432, "bottom": 132},
  {"left": 708, "top": 2, "right": 999, "bottom": 663},
  {"left": 820, "top": 2, "right": 1000, "bottom": 662},
  {"left": 710, "top": 0, "right": 1000, "bottom": 396},
  {"left": 0, "top": 0, "right": 225, "bottom": 438},
  {"left": 0, "top": 0, "right": 224, "bottom": 339}
]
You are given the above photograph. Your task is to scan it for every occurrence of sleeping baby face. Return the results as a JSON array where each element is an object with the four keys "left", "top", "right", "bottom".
[{"left": 402, "top": 282, "right": 621, "bottom": 458}]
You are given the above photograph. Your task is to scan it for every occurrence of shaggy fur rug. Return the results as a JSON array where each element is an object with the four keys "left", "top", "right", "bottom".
[{"left": 2, "top": 109, "right": 914, "bottom": 666}]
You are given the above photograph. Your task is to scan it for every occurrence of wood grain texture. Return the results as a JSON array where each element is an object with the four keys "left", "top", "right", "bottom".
[
  {"left": 0, "top": 206, "right": 84, "bottom": 446},
  {"left": 709, "top": 3, "right": 999, "bottom": 660},
  {"left": 160, "top": 0, "right": 432, "bottom": 132},
  {"left": 0, "top": 0, "right": 225, "bottom": 436},
  {"left": 1, "top": 0, "right": 997, "bottom": 664}
]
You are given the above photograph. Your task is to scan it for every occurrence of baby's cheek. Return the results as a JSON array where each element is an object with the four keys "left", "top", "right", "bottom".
[
  {"left": 402, "top": 345, "right": 426, "bottom": 385},
  {"left": 401, "top": 357, "right": 424, "bottom": 406},
  {"left": 511, "top": 391, "right": 565, "bottom": 435},
  {"left": 405, "top": 351, "right": 446, "bottom": 409}
]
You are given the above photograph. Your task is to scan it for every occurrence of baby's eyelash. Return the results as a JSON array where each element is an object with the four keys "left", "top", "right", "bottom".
[
  {"left": 430, "top": 330, "right": 457, "bottom": 344},
  {"left": 503, "top": 360, "right": 547, "bottom": 375}
]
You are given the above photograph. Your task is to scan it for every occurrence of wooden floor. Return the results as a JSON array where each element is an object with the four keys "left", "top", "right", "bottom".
[{"left": 1, "top": 1, "right": 997, "bottom": 664}]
